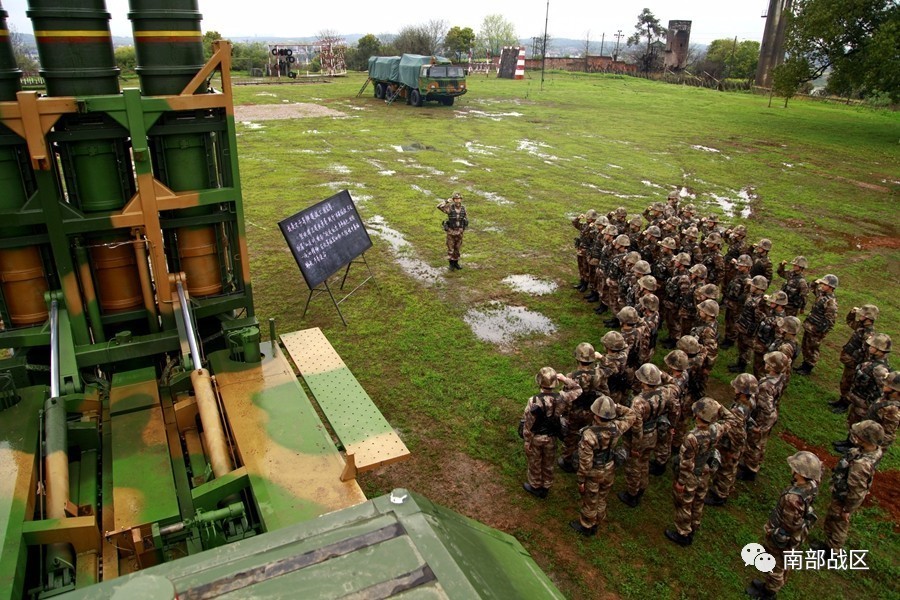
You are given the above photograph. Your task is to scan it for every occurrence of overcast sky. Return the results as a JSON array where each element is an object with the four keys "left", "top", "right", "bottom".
[{"left": 4, "top": 0, "right": 770, "bottom": 45}]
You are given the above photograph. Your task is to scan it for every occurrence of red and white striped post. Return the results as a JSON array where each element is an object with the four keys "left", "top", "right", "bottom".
[{"left": 514, "top": 46, "right": 526, "bottom": 79}]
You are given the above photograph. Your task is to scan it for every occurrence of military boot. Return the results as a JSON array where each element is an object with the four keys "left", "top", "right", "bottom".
[
  {"left": 794, "top": 361, "right": 813, "bottom": 376},
  {"left": 736, "top": 465, "right": 757, "bottom": 481},
  {"left": 832, "top": 437, "right": 852, "bottom": 453},
  {"left": 584, "top": 291, "right": 600, "bottom": 302},
  {"left": 745, "top": 580, "right": 776, "bottom": 599},
  {"left": 574, "top": 279, "right": 587, "bottom": 291},
  {"left": 728, "top": 359, "right": 748, "bottom": 373},
  {"left": 603, "top": 317, "right": 620, "bottom": 328},
  {"left": 557, "top": 457, "right": 577, "bottom": 473},
  {"left": 569, "top": 520, "right": 597, "bottom": 537},
  {"left": 523, "top": 483, "right": 547, "bottom": 499},
  {"left": 704, "top": 492, "right": 727, "bottom": 506},
  {"left": 648, "top": 460, "right": 667, "bottom": 476},
  {"left": 664, "top": 528, "right": 693, "bottom": 546},
  {"left": 719, "top": 338, "right": 735, "bottom": 349},
  {"left": 617, "top": 490, "right": 641, "bottom": 508},
  {"left": 593, "top": 303, "right": 609, "bottom": 314},
  {"left": 828, "top": 397, "right": 850, "bottom": 413}
]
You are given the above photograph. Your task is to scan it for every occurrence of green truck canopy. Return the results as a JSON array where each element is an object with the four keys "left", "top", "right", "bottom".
[
  {"left": 369, "top": 54, "right": 454, "bottom": 89},
  {"left": 368, "top": 55, "right": 400, "bottom": 83}
]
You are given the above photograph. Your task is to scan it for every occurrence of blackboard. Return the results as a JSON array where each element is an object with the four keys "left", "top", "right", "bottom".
[{"left": 279, "top": 190, "right": 372, "bottom": 289}]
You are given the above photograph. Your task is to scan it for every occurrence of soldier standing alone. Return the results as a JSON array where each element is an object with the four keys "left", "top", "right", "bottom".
[{"left": 436, "top": 192, "right": 468, "bottom": 270}]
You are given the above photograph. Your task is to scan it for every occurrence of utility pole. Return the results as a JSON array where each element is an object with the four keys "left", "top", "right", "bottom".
[
  {"left": 540, "top": 0, "right": 549, "bottom": 91},
  {"left": 613, "top": 29, "right": 623, "bottom": 62},
  {"left": 600, "top": 32, "right": 605, "bottom": 57}
]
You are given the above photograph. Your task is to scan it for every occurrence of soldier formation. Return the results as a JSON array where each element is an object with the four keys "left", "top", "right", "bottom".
[{"left": 518, "top": 191, "right": 894, "bottom": 600}]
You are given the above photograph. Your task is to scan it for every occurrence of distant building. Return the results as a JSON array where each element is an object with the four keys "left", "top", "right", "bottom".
[{"left": 664, "top": 20, "right": 692, "bottom": 70}]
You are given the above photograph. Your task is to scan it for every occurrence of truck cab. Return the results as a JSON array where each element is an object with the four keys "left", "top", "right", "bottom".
[{"left": 417, "top": 64, "right": 467, "bottom": 106}]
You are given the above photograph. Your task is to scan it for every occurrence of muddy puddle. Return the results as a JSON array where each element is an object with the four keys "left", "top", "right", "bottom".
[
  {"left": 366, "top": 216, "right": 443, "bottom": 285},
  {"left": 466, "top": 141, "right": 499, "bottom": 156},
  {"left": 464, "top": 302, "right": 556, "bottom": 346},
  {"left": 706, "top": 186, "right": 755, "bottom": 219},
  {"left": 517, "top": 139, "right": 560, "bottom": 162},
  {"left": 502, "top": 275, "right": 558, "bottom": 296}
]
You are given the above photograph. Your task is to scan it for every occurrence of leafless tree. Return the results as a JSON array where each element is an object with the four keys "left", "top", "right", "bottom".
[{"left": 422, "top": 19, "right": 448, "bottom": 55}]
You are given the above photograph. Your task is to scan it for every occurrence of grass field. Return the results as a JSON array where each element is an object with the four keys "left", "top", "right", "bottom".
[{"left": 230, "top": 71, "right": 898, "bottom": 599}]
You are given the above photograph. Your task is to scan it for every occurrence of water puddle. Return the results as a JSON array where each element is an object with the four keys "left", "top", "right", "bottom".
[
  {"left": 255, "top": 92, "right": 277, "bottom": 97},
  {"left": 466, "top": 141, "right": 499, "bottom": 156},
  {"left": 581, "top": 184, "right": 647, "bottom": 199},
  {"left": 472, "top": 190, "right": 513, "bottom": 205},
  {"left": 379, "top": 170, "right": 396, "bottom": 176},
  {"left": 517, "top": 139, "right": 560, "bottom": 161},
  {"left": 675, "top": 185, "right": 697, "bottom": 199},
  {"left": 240, "top": 121, "right": 265, "bottom": 130},
  {"left": 503, "top": 275, "right": 558, "bottom": 296},
  {"left": 464, "top": 302, "right": 556, "bottom": 346},
  {"left": 641, "top": 180, "right": 665, "bottom": 189},
  {"left": 706, "top": 187, "right": 754, "bottom": 219},
  {"left": 691, "top": 144, "right": 720, "bottom": 153},
  {"left": 607, "top": 164, "right": 623, "bottom": 169},
  {"left": 459, "top": 109, "right": 524, "bottom": 121},
  {"left": 366, "top": 216, "right": 443, "bottom": 285},
  {"left": 410, "top": 184, "right": 435, "bottom": 197},
  {"left": 453, "top": 159, "right": 475, "bottom": 167},
  {"left": 782, "top": 163, "right": 794, "bottom": 168},
  {"left": 328, "top": 164, "right": 351, "bottom": 174},
  {"left": 391, "top": 142, "right": 436, "bottom": 153}
]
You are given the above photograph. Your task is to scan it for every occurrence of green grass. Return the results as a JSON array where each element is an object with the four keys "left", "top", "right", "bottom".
[{"left": 232, "top": 71, "right": 898, "bottom": 600}]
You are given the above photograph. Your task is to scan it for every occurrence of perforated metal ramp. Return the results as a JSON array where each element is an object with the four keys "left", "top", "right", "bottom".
[{"left": 280, "top": 328, "right": 410, "bottom": 472}]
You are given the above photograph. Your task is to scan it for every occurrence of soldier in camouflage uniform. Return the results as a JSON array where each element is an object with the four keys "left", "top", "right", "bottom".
[
  {"left": 627, "top": 216, "right": 644, "bottom": 247},
  {"left": 642, "top": 201, "right": 666, "bottom": 228},
  {"left": 640, "top": 225, "right": 663, "bottom": 264},
  {"left": 689, "top": 299, "right": 720, "bottom": 401},
  {"left": 834, "top": 333, "right": 892, "bottom": 452},
  {"left": 437, "top": 192, "right": 468, "bottom": 270},
  {"left": 679, "top": 263, "right": 708, "bottom": 335},
  {"left": 662, "top": 253, "right": 693, "bottom": 348},
  {"left": 721, "top": 254, "right": 753, "bottom": 349},
  {"left": 738, "top": 352, "right": 786, "bottom": 481},
  {"left": 570, "top": 396, "right": 639, "bottom": 536},
  {"left": 601, "top": 234, "right": 631, "bottom": 318},
  {"left": 617, "top": 307, "right": 645, "bottom": 387},
  {"left": 665, "top": 398, "right": 733, "bottom": 546},
  {"left": 572, "top": 209, "right": 598, "bottom": 292},
  {"left": 608, "top": 206, "right": 629, "bottom": 234},
  {"left": 649, "top": 350, "right": 690, "bottom": 475},
  {"left": 723, "top": 224, "right": 750, "bottom": 281},
  {"left": 776, "top": 256, "right": 809, "bottom": 317},
  {"left": 638, "top": 291, "right": 660, "bottom": 363},
  {"left": 679, "top": 227, "right": 703, "bottom": 264},
  {"left": 679, "top": 204, "right": 699, "bottom": 233},
  {"left": 666, "top": 190, "right": 681, "bottom": 214},
  {"left": 867, "top": 371, "right": 899, "bottom": 452},
  {"left": 558, "top": 343, "right": 603, "bottom": 473},
  {"left": 729, "top": 275, "right": 769, "bottom": 373},
  {"left": 752, "top": 291, "right": 788, "bottom": 379},
  {"left": 598, "top": 331, "right": 629, "bottom": 404},
  {"left": 672, "top": 335, "right": 706, "bottom": 457},
  {"left": 769, "top": 315, "right": 801, "bottom": 390},
  {"left": 707, "top": 373, "right": 758, "bottom": 506},
  {"left": 812, "top": 421, "right": 884, "bottom": 552},
  {"left": 701, "top": 232, "right": 726, "bottom": 287},
  {"left": 522, "top": 368, "right": 582, "bottom": 498},
  {"left": 585, "top": 224, "right": 617, "bottom": 304},
  {"left": 795, "top": 274, "right": 838, "bottom": 375},
  {"left": 745, "top": 451, "right": 821, "bottom": 600},
  {"left": 749, "top": 238, "right": 773, "bottom": 284},
  {"left": 661, "top": 215, "right": 683, "bottom": 247},
  {"left": 623, "top": 260, "right": 652, "bottom": 309},
  {"left": 619, "top": 364, "right": 678, "bottom": 508},
  {"left": 830, "top": 304, "right": 879, "bottom": 413},
  {"left": 699, "top": 213, "right": 722, "bottom": 239}
]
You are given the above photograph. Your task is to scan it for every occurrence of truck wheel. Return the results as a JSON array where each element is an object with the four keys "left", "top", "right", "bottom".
[
  {"left": 410, "top": 89, "right": 422, "bottom": 107},
  {"left": 374, "top": 83, "right": 384, "bottom": 99},
  {"left": 442, "top": 97, "right": 454, "bottom": 106}
]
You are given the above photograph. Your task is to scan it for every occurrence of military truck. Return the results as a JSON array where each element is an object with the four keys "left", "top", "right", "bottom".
[{"left": 368, "top": 54, "right": 467, "bottom": 106}]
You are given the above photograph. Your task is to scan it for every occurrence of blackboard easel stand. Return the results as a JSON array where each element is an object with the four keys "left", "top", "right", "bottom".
[{"left": 301, "top": 253, "right": 375, "bottom": 326}]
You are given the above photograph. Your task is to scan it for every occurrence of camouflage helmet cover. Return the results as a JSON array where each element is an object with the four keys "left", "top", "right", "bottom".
[
  {"left": 624, "top": 251, "right": 641, "bottom": 266},
  {"left": 666, "top": 216, "right": 682, "bottom": 227},
  {"left": 601, "top": 330, "right": 626, "bottom": 351},
  {"left": 692, "top": 397, "right": 721, "bottom": 423},
  {"left": 575, "top": 342, "right": 596, "bottom": 363},
  {"left": 765, "top": 291, "right": 789, "bottom": 306},
  {"left": 591, "top": 395, "right": 618, "bottom": 419},
  {"left": 646, "top": 225, "right": 662, "bottom": 238},
  {"left": 667, "top": 190, "right": 680, "bottom": 200},
  {"left": 635, "top": 363, "right": 662, "bottom": 386},
  {"left": 857, "top": 304, "right": 879, "bottom": 322},
  {"left": 584, "top": 209, "right": 599, "bottom": 220},
  {"left": 633, "top": 260, "right": 652, "bottom": 275},
  {"left": 731, "top": 224, "right": 747, "bottom": 237},
  {"left": 705, "top": 232, "right": 723, "bottom": 245},
  {"left": 698, "top": 283, "right": 719, "bottom": 298},
  {"left": 850, "top": 420, "right": 885, "bottom": 446},
  {"left": 602, "top": 225, "right": 618, "bottom": 236},
  {"left": 615, "top": 234, "right": 632, "bottom": 247},
  {"left": 764, "top": 351, "right": 788, "bottom": 371},
  {"left": 677, "top": 335, "right": 701, "bottom": 355},
  {"left": 674, "top": 252, "right": 692, "bottom": 266},
  {"left": 735, "top": 254, "right": 753, "bottom": 267},
  {"left": 779, "top": 315, "right": 802, "bottom": 335},
  {"left": 617, "top": 306, "right": 640, "bottom": 325},
  {"left": 684, "top": 226, "right": 699, "bottom": 239},
  {"left": 659, "top": 237, "right": 678, "bottom": 250},
  {"left": 629, "top": 216, "right": 643, "bottom": 228},
  {"left": 640, "top": 293, "right": 660, "bottom": 311},
  {"left": 664, "top": 349, "right": 690, "bottom": 371},
  {"left": 816, "top": 273, "right": 839, "bottom": 289},
  {"left": 731, "top": 373, "right": 759, "bottom": 396},
  {"left": 755, "top": 238, "right": 772, "bottom": 251},
  {"left": 866, "top": 333, "right": 892, "bottom": 353},
  {"left": 536, "top": 367, "right": 558, "bottom": 388},
  {"left": 689, "top": 263, "right": 708, "bottom": 278},
  {"left": 638, "top": 275, "right": 658, "bottom": 291},
  {"left": 697, "top": 299, "right": 720, "bottom": 318},
  {"left": 750, "top": 275, "right": 769, "bottom": 290},
  {"left": 451, "top": 192, "right": 462, "bottom": 199},
  {"left": 787, "top": 451, "right": 823, "bottom": 481},
  {"left": 884, "top": 371, "right": 900, "bottom": 392},
  {"left": 790, "top": 255, "right": 808, "bottom": 268},
  {"left": 615, "top": 206, "right": 628, "bottom": 217}
]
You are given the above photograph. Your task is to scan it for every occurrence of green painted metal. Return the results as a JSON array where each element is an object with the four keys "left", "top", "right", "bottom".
[
  {"left": 61, "top": 490, "right": 564, "bottom": 599},
  {"left": 128, "top": 0, "right": 204, "bottom": 96},
  {"left": 26, "top": 1, "right": 119, "bottom": 97},
  {"left": 189, "top": 468, "right": 249, "bottom": 514},
  {"left": 0, "top": 4, "right": 21, "bottom": 102}
]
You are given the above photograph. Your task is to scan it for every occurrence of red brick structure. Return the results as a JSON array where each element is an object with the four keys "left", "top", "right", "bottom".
[{"left": 523, "top": 56, "right": 636, "bottom": 74}]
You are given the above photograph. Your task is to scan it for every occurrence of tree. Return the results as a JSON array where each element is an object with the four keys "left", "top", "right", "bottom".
[
  {"left": 421, "top": 19, "right": 448, "bottom": 55},
  {"left": 582, "top": 31, "right": 596, "bottom": 71},
  {"left": 703, "top": 38, "right": 760, "bottom": 80},
  {"left": 445, "top": 26, "right": 475, "bottom": 62},
  {"left": 771, "top": 57, "right": 810, "bottom": 107},
  {"left": 392, "top": 25, "right": 432, "bottom": 55},
  {"left": 627, "top": 8, "right": 666, "bottom": 73},
  {"left": 114, "top": 45, "right": 136, "bottom": 73},
  {"left": 477, "top": 14, "right": 518, "bottom": 58},
  {"left": 347, "top": 34, "right": 381, "bottom": 71},
  {"left": 202, "top": 30, "right": 222, "bottom": 60},
  {"left": 784, "top": 0, "right": 899, "bottom": 101},
  {"left": 231, "top": 42, "right": 269, "bottom": 74},
  {"left": 9, "top": 25, "right": 38, "bottom": 73}
]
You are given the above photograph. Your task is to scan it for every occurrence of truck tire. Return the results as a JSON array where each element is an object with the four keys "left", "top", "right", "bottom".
[
  {"left": 441, "top": 97, "right": 454, "bottom": 106},
  {"left": 374, "top": 83, "right": 385, "bottom": 99},
  {"left": 410, "top": 89, "right": 422, "bottom": 107}
]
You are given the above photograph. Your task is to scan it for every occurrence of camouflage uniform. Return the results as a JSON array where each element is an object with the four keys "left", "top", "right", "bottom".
[
  {"left": 437, "top": 197, "right": 467, "bottom": 262},
  {"left": 522, "top": 375, "right": 582, "bottom": 492},
  {"left": 689, "top": 319, "right": 718, "bottom": 400},
  {"left": 711, "top": 400, "right": 754, "bottom": 501},
  {"left": 572, "top": 215, "right": 597, "bottom": 285},
  {"left": 777, "top": 262, "right": 809, "bottom": 317},
  {"left": 663, "top": 268, "right": 691, "bottom": 343},
  {"left": 604, "top": 247, "right": 628, "bottom": 314},
  {"left": 847, "top": 358, "right": 890, "bottom": 427},
  {"left": 575, "top": 404, "right": 638, "bottom": 529},
  {"left": 736, "top": 291, "right": 766, "bottom": 369},
  {"left": 655, "top": 369, "right": 688, "bottom": 469},
  {"left": 768, "top": 333, "right": 799, "bottom": 391},
  {"left": 752, "top": 307, "right": 783, "bottom": 379},
  {"left": 740, "top": 373, "right": 782, "bottom": 475},
  {"left": 800, "top": 287, "right": 838, "bottom": 368},
  {"left": 750, "top": 253, "right": 772, "bottom": 284},
  {"left": 759, "top": 478, "right": 819, "bottom": 596},
  {"left": 673, "top": 341, "right": 707, "bottom": 452},
  {"left": 560, "top": 366, "right": 602, "bottom": 468},
  {"left": 722, "top": 270, "right": 749, "bottom": 345},
  {"left": 868, "top": 392, "right": 899, "bottom": 451},
  {"left": 824, "top": 445, "right": 882, "bottom": 549},
  {"left": 723, "top": 235, "right": 749, "bottom": 281},
  {"left": 624, "top": 383, "right": 678, "bottom": 498},
  {"left": 838, "top": 311, "right": 875, "bottom": 404},
  {"left": 701, "top": 247, "right": 725, "bottom": 288},
  {"left": 671, "top": 416, "right": 725, "bottom": 537}
]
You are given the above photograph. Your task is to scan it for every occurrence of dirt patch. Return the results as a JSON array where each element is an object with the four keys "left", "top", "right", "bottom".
[
  {"left": 856, "top": 236, "right": 900, "bottom": 250},
  {"left": 779, "top": 431, "right": 900, "bottom": 531},
  {"left": 235, "top": 102, "right": 346, "bottom": 121}
]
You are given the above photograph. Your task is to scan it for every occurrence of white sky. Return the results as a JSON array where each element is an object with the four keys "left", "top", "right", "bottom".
[{"left": 3, "top": 0, "right": 770, "bottom": 46}]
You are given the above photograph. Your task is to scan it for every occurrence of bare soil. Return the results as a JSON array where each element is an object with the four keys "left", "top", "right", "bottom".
[{"left": 234, "top": 102, "right": 346, "bottom": 121}]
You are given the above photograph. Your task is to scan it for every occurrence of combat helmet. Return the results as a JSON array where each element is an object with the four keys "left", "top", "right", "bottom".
[
  {"left": 765, "top": 291, "right": 789, "bottom": 306},
  {"left": 884, "top": 371, "right": 900, "bottom": 392},
  {"left": 764, "top": 351, "right": 788, "bottom": 371},
  {"left": 602, "top": 225, "right": 618, "bottom": 236},
  {"left": 790, "top": 256, "right": 808, "bottom": 269},
  {"left": 684, "top": 226, "right": 699, "bottom": 240},
  {"left": 624, "top": 251, "right": 641, "bottom": 267},
  {"left": 666, "top": 216, "right": 682, "bottom": 228},
  {"left": 850, "top": 420, "right": 885, "bottom": 447},
  {"left": 597, "top": 215, "right": 610, "bottom": 226},
  {"left": 584, "top": 209, "right": 599, "bottom": 220},
  {"left": 659, "top": 237, "right": 678, "bottom": 250},
  {"left": 451, "top": 192, "right": 462, "bottom": 199},
  {"left": 633, "top": 260, "right": 652, "bottom": 275},
  {"left": 682, "top": 203, "right": 697, "bottom": 215},
  {"left": 692, "top": 398, "right": 721, "bottom": 423},
  {"left": 705, "top": 232, "right": 723, "bottom": 246},
  {"left": 857, "top": 304, "right": 879, "bottom": 322},
  {"left": 697, "top": 299, "right": 720, "bottom": 318},
  {"left": 731, "top": 224, "right": 747, "bottom": 238},
  {"left": 815, "top": 274, "right": 839, "bottom": 289},
  {"left": 667, "top": 190, "right": 680, "bottom": 200},
  {"left": 617, "top": 306, "right": 640, "bottom": 325},
  {"left": 614, "top": 206, "right": 628, "bottom": 218},
  {"left": 536, "top": 367, "right": 558, "bottom": 389},
  {"left": 664, "top": 349, "right": 689, "bottom": 371},
  {"left": 750, "top": 275, "right": 769, "bottom": 291},
  {"left": 689, "top": 264, "right": 708, "bottom": 278},
  {"left": 735, "top": 254, "right": 753, "bottom": 268},
  {"left": 705, "top": 213, "right": 720, "bottom": 224},
  {"left": 677, "top": 335, "right": 701, "bottom": 355},
  {"left": 674, "top": 252, "right": 692, "bottom": 266},
  {"left": 575, "top": 342, "right": 596, "bottom": 363},
  {"left": 787, "top": 451, "right": 822, "bottom": 482},
  {"left": 591, "top": 395, "right": 618, "bottom": 420},
  {"left": 635, "top": 363, "right": 662, "bottom": 386},
  {"left": 629, "top": 216, "right": 643, "bottom": 229},
  {"left": 640, "top": 293, "right": 660, "bottom": 311},
  {"left": 866, "top": 333, "right": 892, "bottom": 353},
  {"left": 731, "top": 373, "right": 759, "bottom": 396},
  {"left": 755, "top": 238, "right": 772, "bottom": 252},
  {"left": 698, "top": 283, "right": 719, "bottom": 299},
  {"left": 601, "top": 330, "right": 626, "bottom": 352},
  {"left": 645, "top": 225, "right": 662, "bottom": 239},
  {"left": 638, "top": 275, "right": 658, "bottom": 292},
  {"left": 615, "top": 234, "right": 631, "bottom": 248},
  {"left": 779, "top": 316, "right": 802, "bottom": 336}
]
